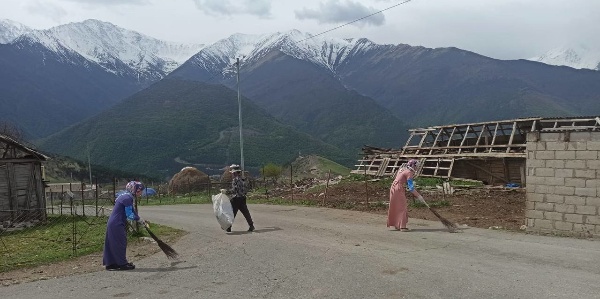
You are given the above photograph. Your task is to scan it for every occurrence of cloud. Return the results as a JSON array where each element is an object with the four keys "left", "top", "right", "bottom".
[
  {"left": 295, "top": 0, "right": 385, "bottom": 26},
  {"left": 193, "top": 0, "right": 272, "bottom": 17},
  {"left": 25, "top": 0, "right": 68, "bottom": 23},
  {"left": 60, "top": 0, "right": 150, "bottom": 5}
]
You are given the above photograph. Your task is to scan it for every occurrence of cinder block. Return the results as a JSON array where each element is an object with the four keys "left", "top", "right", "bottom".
[
  {"left": 536, "top": 142, "right": 547, "bottom": 151},
  {"left": 547, "top": 142, "right": 567, "bottom": 150},
  {"left": 575, "top": 187, "right": 597, "bottom": 197},
  {"left": 555, "top": 169, "right": 574, "bottom": 178},
  {"left": 567, "top": 141, "right": 587, "bottom": 150},
  {"left": 526, "top": 209, "right": 544, "bottom": 219},
  {"left": 535, "top": 185, "right": 554, "bottom": 194},
  {"left": 526, "top": 201, "right": 535, "bottom": 210},
  {"left": 554, "top": 186, "right": 575, "bottom": 196},
  {"left": 526, "top": 176, "right": 545, "bottom": 185},
  {"left": 564, "top": 196, "right": 586, "bottom": 206},
  {"left": 527, "top": 193, "right": 544, "bottom": 202},
  {"left": 587, "top": 159, "right": 600, "bottom": 170},
  {"left": 576, "top": 205, "right": 598, "bottom": 215},
  {"left": 536, "top": 168, "right": 555, "bottom": 177},
  {"left": 540, "top": 132, "right": 560, "bottom": 142},
  {"left": 545, "top": 177, "right": 565, "bottom": 186},
  {"left": 575, "top": 169, "right": 596, "bottom": 179},
  {"left": 585, "top": 215, "right": 600, "bottom": 225},
  {"left": 565, "top": 178, "right": 586, "bottom": 188},
  {"left": 585, "top": 179, "right": 600, "bottom": 188},
  {"left": 565, "top": 160, "right": 586, "bottom": 169},
  {"left": 526, "top": 159, "right": 545, "bottom": 168},
  {"left": 555, "top": 151, "right": 576, "bottom": 159},
  {"left": 564, "top": 213, "right": 583, "bottom": 223},
  {"left": 545, "top": 194, "right": 564, "bottom": 203},
  {"left": 586, "top": 197, "right": 600, "bottom": 207},
  {"left": 587, "top": 141, "right": 600, "bottom": 150},
  {"left": 534, "top": 219, "right": 553, "bottom": 229},
  {"left": 526, "top": 133, "right": 539, "bottom": 142},
  {"left": 535, "top": 202, "right": 555, "bottom": 211},
  {"left": 570, "top": 132, "right": 592, "bottom": 142},
  {"left": 554, "top": 204, "right": 575, "bottom": 213},
  {"left": 525, "top": 201, "right": 535, "bottom": 210},
  {"left": 540, "top": 132, "right": 561, "bottom": 142},
  {"left": 536, "top": 151, "right": 555, "bottom": 160},
  {"left": 576, "top": 151, "right": 598, "bottom": 160},
  {"left": 546, "top": 160, "right": 565, "bottom": 168},
  {"left": 545, "top": 212, "right": 563, "bottom": 221},
  {"left": 554, "top": 221, "right": 573, "bottom": 231}
]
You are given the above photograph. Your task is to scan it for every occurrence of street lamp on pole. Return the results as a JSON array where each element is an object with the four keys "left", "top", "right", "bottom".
[{"left": 236, "top": 57, "right": 245, "bottom": 176}]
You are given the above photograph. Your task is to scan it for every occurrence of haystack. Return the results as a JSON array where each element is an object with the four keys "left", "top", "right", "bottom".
[{"left": 169, "top": 167, "right": 210, "bottom": 194}]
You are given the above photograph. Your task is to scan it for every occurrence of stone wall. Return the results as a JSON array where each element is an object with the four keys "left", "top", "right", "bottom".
[{"left": 526, "top": 131, "right": 600, "bottom": 238}]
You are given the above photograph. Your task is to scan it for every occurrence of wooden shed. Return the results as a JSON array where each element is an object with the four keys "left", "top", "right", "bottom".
[
  {"left": 353, "top": 116, "right": 600, "bottom": 186},
  {"left": 0, "top": 134, "right": 49, "bottom": 223}
]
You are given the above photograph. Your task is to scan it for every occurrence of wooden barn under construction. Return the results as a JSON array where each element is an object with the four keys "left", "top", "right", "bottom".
[
  {"left": 353, "top": 116, "right": 600, "bottom": 186},
  {"left": 0, "top": 134, "right": 49, "bottom": 223}
]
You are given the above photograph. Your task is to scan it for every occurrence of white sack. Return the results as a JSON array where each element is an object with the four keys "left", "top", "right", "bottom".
[{"left": 212, "top": 192, "right": 234, "bottom": 230}]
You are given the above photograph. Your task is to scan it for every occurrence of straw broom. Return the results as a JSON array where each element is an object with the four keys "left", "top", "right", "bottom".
[
  {"left": 143, "top": 223, "right": 179, "bottom": 259},
  {"left": 420, "top": 198, "right": 458, "bottom": 232}
]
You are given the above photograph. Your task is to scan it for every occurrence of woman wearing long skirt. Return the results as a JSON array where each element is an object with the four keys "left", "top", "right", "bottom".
[
  {"left": 388, "top": 159, "right": 424, "bottom": 231},
  {"left": 103, "top": 181, "right": 147, "bottom": 271}
]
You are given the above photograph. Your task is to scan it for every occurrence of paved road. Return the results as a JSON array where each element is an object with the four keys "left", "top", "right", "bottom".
[{"left": 2, "top": 204, "right": 600, "bottom": 299}]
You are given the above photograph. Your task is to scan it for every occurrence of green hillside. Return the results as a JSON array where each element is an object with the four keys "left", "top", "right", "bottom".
[
  {"left": 285, "top": 155, "right": 351, "bottom": 179},
  {"left": 38, "top": 79, "right": 354, "bottom": 179},
  {"left": 42, "top": 154, "right": 157, "bottom": 183}
]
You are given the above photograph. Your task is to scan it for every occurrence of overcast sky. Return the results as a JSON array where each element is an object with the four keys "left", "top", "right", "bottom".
[{"left": 0, "top": 0, "right": 598, "bottom": 60}]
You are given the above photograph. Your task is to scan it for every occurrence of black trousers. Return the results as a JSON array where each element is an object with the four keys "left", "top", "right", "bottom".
[{"left": 231, "top": 196, "right": 253, "bottom": 226}]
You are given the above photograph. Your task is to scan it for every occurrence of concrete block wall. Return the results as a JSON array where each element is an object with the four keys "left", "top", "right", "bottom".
[{"left": 526, "top": 131, "right": 600, "bottom": 238}]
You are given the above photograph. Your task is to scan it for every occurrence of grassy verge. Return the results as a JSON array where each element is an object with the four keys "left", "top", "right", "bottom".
[{"left": 0, "top": 214, "right": 182, "bottom": 273}]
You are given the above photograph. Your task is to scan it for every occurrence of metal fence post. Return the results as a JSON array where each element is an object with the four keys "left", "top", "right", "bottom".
[{"left": 81, "top": 181, "right": 85, "bottom": 216}]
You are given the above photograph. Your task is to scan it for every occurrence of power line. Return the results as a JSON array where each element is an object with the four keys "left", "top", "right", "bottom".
[{"left": 297, "top": 0, "right": 413, "bottom": 43}]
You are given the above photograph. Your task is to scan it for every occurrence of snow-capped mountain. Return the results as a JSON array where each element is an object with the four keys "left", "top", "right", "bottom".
[
  {"left": 17, "top": 19, "right": 204, "bottom": 80},
  {"left": 0, "top": 19, "right": 32, "bottom": 43},
  {"left": 530, "top": 45, "right": 600, "bottom": 71},
  {"left": 187, "top": 29, "right": 380, "bottom": 77}
]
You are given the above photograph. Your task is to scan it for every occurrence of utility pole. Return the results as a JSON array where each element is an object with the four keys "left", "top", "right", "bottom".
[
  {"left": 87, "top": 144, "right": 92, "bottom": 185},
  {"left": 236, "top": 57, "right": 245, "bottom": 176}
]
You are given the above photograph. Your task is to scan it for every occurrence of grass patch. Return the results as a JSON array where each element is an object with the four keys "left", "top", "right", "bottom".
[{"left": 0, "top": 214, "right": 181, "bottom": 273}]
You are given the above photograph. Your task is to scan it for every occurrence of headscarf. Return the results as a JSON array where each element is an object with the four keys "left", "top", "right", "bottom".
[
  {"left": 406, "top": 159, "right": 420, "bottom": 172},
  {"left": 229, "top": 164, "right": 241, "bottom": 173},
  {"left": 125, "top": 181, "right": 145, "bottom": 194}
]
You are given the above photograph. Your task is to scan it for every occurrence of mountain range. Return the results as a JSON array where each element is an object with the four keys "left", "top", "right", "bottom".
[
  {"left": 2, "top": 19, "right": 600, "bottom": 178},
  {"left": 530, "top": 45, "right": 600, "bottom": 71},
  {"left": 0, "top": 19, "right": 203, "bottom": 138}
]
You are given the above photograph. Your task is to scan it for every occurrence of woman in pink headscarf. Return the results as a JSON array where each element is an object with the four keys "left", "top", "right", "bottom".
[{"left": 387, "top": 159, "right": 424, "bottom": 231}]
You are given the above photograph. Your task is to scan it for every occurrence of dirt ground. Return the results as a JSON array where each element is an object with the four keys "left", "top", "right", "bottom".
[
  {"left": 1, "top": 182, "right": 525, "bottom": 286},
  {"left": 268, "top": 180, "right": 526, "bottom": 231}
]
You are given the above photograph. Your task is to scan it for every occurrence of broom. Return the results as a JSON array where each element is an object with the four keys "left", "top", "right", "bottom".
[
  {"left": 420, "top": 197, "right": 458, "bottom": 232},
  {"left": 143, "top": 222, "right": 179, "bottom": 259}
]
